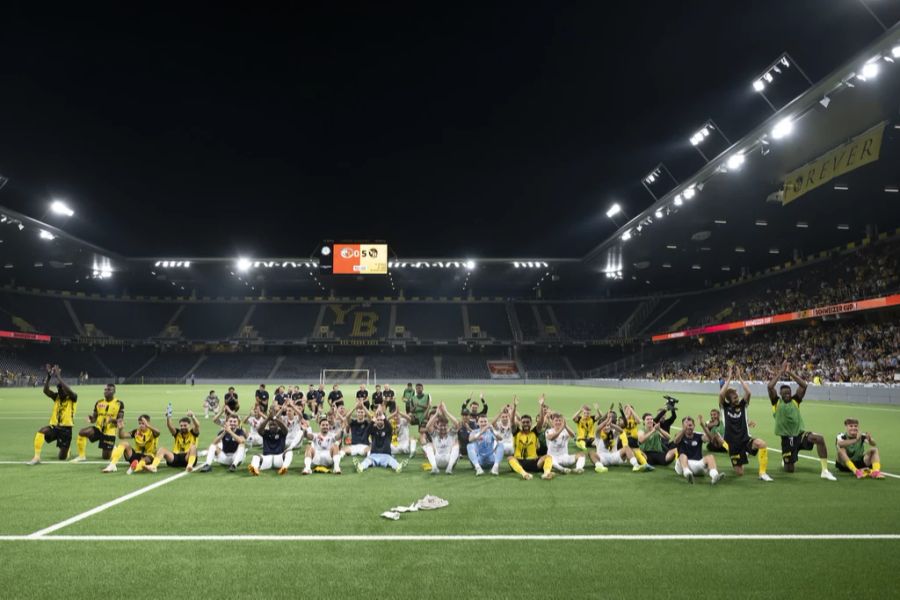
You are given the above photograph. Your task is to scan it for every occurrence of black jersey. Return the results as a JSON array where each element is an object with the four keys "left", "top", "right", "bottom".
[
  {"left": 368, "top": 422, "right": 393, "bottom": 454},
  {"left": 349, "top": 419, "right": 370, "bottom": 445},
  {"left": 221, "top": 428, "right": 246, "bottom": 454},
  {"left": 328, "top": 390, "right": 344, "bottom": 406},
  {"left": 262, "top": 427, "right": 286, "bottom": 455},
  {"left": 723, "top": 399, "right": 750, "bottom": 441}
]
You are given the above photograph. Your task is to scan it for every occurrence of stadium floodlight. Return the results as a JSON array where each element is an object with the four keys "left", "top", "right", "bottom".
[
  {"left": 752, "top": 52, "right": 812, "bottom": 113},
  {"left": 513, "top": 261, "right": 520, "bottom": 268},
  {"left": 726, "top": 152, "right": 745, "bottom": 171},
  {"left": 683, "top": 186, "right": 696, "bottom": 200},
  {"left": 654, "top": 209, "right": 663, "bottom": 219},
  {"left": 673, "top": 194, "right": 683, "bottom": 206},
  {"left": 17, "top": 223, "right": 24, "bottom": 231},
  {"left": 621, "top": 230, "right": 632, "bottom": 242},
  {"left": 236, "top": 257, "right": 252, "bottom": 272},
  {"left": 39, "top": 230, "right": 55, "bottom": 240},
  {"left": 859, "top": 61, "right": 879, "bottom": 80},
  {"left": 605, "top": 203, "right": 622, "bottom": 218},
  {"left": 465, "top": 260, "right": 476, "bottom": 270},
  {"left": 771, "top": 117, "right": 793, "bottom": 140},
  {"left": 50, "top": 200, "right": 74, "bottom": 217},
  {"left": 320, "top": 245, "right": 331, "bottom": 256},
  {"left": 893, "top": 46, "right": 900, "bottom": 59},
  {"left": 688, "top": 120, "right": 730, "bottom": 162},
  {"left": 752, "top": 79, "right": 765, "bottom": 92}
]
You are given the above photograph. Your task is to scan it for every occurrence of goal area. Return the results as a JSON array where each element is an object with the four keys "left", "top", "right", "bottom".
[{"left": 319, "top": 369, "right": 373, "bottom": 387}]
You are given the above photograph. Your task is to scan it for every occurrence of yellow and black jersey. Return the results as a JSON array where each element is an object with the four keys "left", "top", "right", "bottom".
[
  {"left": 513, "top": 430, "right": 539, "bottom": 460},
  {"left": 598, "top": 429, "right": 626, "bottom": 452},
  {"left": 574, "top": 415, "right": 595, "bottom": 440},
  {"left": 47, "top": 390, "right": 77, "bottom": 427},
  {"left": 93, "top": 398, "right": 124, "bottom": 435},
  {"left": 130, "top": 428, "right": 160, "bottom": 455},
  {"left": 622, "top": 417, "right": 639, "bottom": 440},
  {"left": 172, "top": 430, "right": 198, "bottom": 454}
]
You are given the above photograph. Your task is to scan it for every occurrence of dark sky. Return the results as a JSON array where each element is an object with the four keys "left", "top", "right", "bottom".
[{"left": 0, "top": 2, "right": 891, "bottom": 259}]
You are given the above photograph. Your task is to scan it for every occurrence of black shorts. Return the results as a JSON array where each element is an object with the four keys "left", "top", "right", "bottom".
[
  {"left": 627, "top": 436, "right": 640, "bottom": 449},
  {"left": 643, "top": 450, "right": 672, "bottom": 466},
  {"left": 167, "top": 453, "right": 188, "bottom": 468},
  {"left": 517, "top": 458, "right": 541, "bottom": 473},
  {"left": 836, "top": 456, "right": 869, "bottom": 472},
  {"left": 575, "top": 437, "right": 594, "bottom": 448},
  {"left": 781, "top": 432, "right": 815, "bottom": 465},
  {"left": 129, "top": 452, "right": 148, "bottom": 464},
  {"left": 706, "top": 442, "right": 726, "bottom": 454},
  {"left": 44, "top": 426, "right": 72, "bottom": 449},
  {"left": 726, "top": 436, "right": 758, "bottom": 467}
]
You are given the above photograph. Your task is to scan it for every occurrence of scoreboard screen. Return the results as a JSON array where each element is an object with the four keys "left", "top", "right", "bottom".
[{"left": 328, "top": 243, "right": 388, "bottom": 275}]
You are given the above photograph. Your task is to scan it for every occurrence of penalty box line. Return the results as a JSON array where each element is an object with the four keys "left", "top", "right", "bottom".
[
  {"left": 26, "top": 471, "right": 189, "bottom": 538},
  {"left": 0, "top": 534, "right": 899, "bottom": 542}
]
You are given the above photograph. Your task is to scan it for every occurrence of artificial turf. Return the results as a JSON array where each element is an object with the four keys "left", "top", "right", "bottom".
[{"left": 1, "top": 383, "right": 898, "bottom": 598}]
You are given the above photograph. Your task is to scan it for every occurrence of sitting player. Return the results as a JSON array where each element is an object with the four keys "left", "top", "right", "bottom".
[
  {"left": 719, "top": 365, "right": 773, "bottom": 481},
  {"left": 203, "top": 389, "right": 219, "bottom": 419},
  {"left": 200, "top": 414, "right": 247, "bottom": 473},
  {"left": 491, "top": 399, "right": 517, "bottom": 456},
  {"left": 638, "top": 412, "right": 675, "bottom": 467},
  {"left": 672, "top": 416, "right": 724, "bottom": 485},
  {"left": 145, "top": 411, "right": 200, "bottom": 473},
  {"left": 243, "top": 406, "right": 265, "bottom": 448},
  {"left": 101, "top": 414, "right": 160, "bottom": 474},
  {"left": 389, "top": 406, "right": 417, "bottom": 458},
  {"left": 249, "top": 408, "right": 293, "bottom": 475},
  {"left": 423, "top": 403, "right": 460, "bottom": 474},
  {"left": 342, "top": 400, "right": 372, "bottom": 458},
  {"left": 301, "top": 416, "right": 343, "bottom": 474},
  {"left": 545, "top": 412, "right": 586, "bottom": 473},
  {"left": 71, "top": 382, "right": 123, "bottom": 462},
  {"left": 767, "top": 361, "right": 836, "bottom": 480},
  {"left": 508, "top": 414, "right": 555, "bottom": 480},
  {"left": 467, "top": 414, "right": 505, "bottom": 476},
  {"left": 30, "top": 364, "right": 77, "bottom": 464},
  {"left": 835, "top": 418, "right": 884, "bottom": 479},
  {"left": 703, "top": 408, "right": 727, "bottom": 453},
  {"left": 572, "top": 404, "right": 599, "bottom": 451},
  {"left": 590, "top": 411, "right": 649, "bottom": 473},
  {"left": 355, "top": 410, "right": 406, "bottom": 473}
]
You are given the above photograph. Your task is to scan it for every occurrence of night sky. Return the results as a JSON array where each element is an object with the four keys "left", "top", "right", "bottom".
[{"left": 0, "top": 2, "right": 891, "bottom": 260}]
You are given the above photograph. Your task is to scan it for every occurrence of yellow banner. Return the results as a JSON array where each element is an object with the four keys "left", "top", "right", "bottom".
[{"left": 783, "top": 121, "right": 886, "bottom": 204}]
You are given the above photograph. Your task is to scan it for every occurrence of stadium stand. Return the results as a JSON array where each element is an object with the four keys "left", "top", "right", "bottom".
[
  {"left": 514, "top": 303, "right": 541, "bottom": 340},
  {"left": 193, "top": 353, "right": 279, "bottom": 379},
  {"left": 318, "top": 303, "right": 390, "bottom": 339},
  {"left": 519, "top": 351, "right": 575, "bottom": 379},
  {"left": 134, "top": 352, "right": 201, "bottom": 380},
  {"left": 439, "top": 352, "right": 497, "bottom": 379},
  {"left": 274, "top": 353, "right": 358, "bottom": 380},
  {"left": 0, "top": 291, "right": 77, "bottom": 337},
  {"left": 551, "top": 301, "right": 637, "bottom": 340},
  {"left": 93, "top": 345, "right": 158, "bottom": 378},
  {"left": 246, "top": 303, "right": 320, "bottom": 340},
  {"left": 465, "top": 303, "right": 513, "bottom": 340},
  {"left": 396, "top": 304, "right": 463, "bottom": 340},
  {"left": 70, "top": 299, "right": 176, "bottom": 339},
  {"left": 172, "top": 303, "right": 249, "bottom": 340},
  {"left": 361, "top": 352, "right": 436, "bottom": 380}
]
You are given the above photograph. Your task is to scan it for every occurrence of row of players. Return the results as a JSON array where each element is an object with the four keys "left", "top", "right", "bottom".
[{"left": 29, "top": 363, "right": 887, "bottom": 481}]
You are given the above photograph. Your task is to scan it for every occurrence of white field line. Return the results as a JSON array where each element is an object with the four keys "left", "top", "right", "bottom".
[
  {"left": 0, "top": 460, "right": 106, "bottom": 465},
  {"left": 0, "top": 534, "right": 898, "bottom": 542},
  {"left": 26, "top": 471, "right": 189, "bottom": 538}
]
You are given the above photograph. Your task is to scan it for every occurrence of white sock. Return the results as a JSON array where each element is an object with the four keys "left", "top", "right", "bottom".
[
  {"left": 204, "top": 444, "right": 217, "bottom": 467},
  {"left": 409, "top": 440, "right": 417, "bottom": 457},
  {"left": 630, "top": 457, "right": 638, "bottom": 467},
  {"left": 232, "top": 445, "right": 246, "bottom": 466},
  {"left": 333, "top": 452, "right": 342, "bottom": 470},
  {"left": 575, "top": 456, "right": 585, "bottom": 470},
  {"left": 448, "top": 445, "right": 460, "bottom": 472},
  {"left": 710, "top": 468, "right": 719, "bottom": 478},
  {"left": 304, "top": 456, "right": 312, "bottom": 470},
  {"left": 251, "top": 455, "right": 261, "bottom": 469},
  {"left": 424, "top": 446, "right": 437, "bottom": 469},
  {"left": 684, "top": 468, "right": 692, "bottom": 478},
  {"left": 282, "top": 451, "right": 294, "bottom": 469}
]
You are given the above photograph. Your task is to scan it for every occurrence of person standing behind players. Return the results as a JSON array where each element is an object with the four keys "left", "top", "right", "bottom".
[
  {"left": 200, "top": 414, "right": 247, "bottom": 473},
  {"left": 30, "top": 365, "right": 78, "bottom": 464},
  {"left": 467, "top": 415, "right": 505, "bottom": 476},
  {"left": 249, "top": 408, "right": 292, "bottom": 476},
  {"left": 411, "top": 383, "right": 432, "bottom": 448},
  {"left": 402, "top": 383, "right": 416, "bottom": 413},
  {"left": 671, "top": 416, "right": 724, "bottom": 485},
  {"left": 835, "top": 418, "right": 885, "bottom": 479},
  {"left": 355, "top": 410, "right": 406, "bottom": 473},
  {"left": 328, "top": 384, "right": 344, "bottom": 410},
  {"left": 423, "top": 403, "right": 461, "bottom": 474},
  {"left": 203, "top": 390, "right": 219, "bottom": 419},
  {"left": 223, "top": 387, "right": 240, "bottom": 413},
  {"left": 71, "top": 383, "right": 123, "bottom": 462},
  {"left": 382, "top": 384, "right": 396, "bottom": 412},
  {"left": 370, "top": 384, "right": 384, "bottom": 410},
  {"left": 255, "top": 384, "right": 270, "bottom": 414},
  {"left": 767, "top": 361, "right": 836, "bottom": 481},
  {"left": 719, "top": 365, "right": 773, "bottom": 482}
]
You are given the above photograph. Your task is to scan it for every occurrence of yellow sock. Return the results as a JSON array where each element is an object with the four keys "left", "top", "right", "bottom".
[
  {"left": 543, "top": 456, "right": 553, "bottom": 474},
  {"left": 844, "top": 459, "right": 857, "bottom": 471},
  {"left": 151, "top": 455, "right": 162, "bottom": 468},
  {"left": 634, "top": 449, "right": 647, "bottom": 466},
  {"left": 757, "top": 447, "right": 768, "bottom": 476},
  {"left": 508, "top": 458, "right": 526, "bottom": 476},
  {"left": 187, "top": 455, "right": 196, "bottom": 469},
  {"left": 134, "top": 460, "right": 145, "bottom": 472},
  {"left": 76, "top": 435, "right": 87, "bottom": 458},
  {"left": 873, "top": 462, "right": 881, "bottom": 471},
  {"left": 819, "top": 458, "right": 828, "bottom": 471},
  {"left": 33, "top": 433, "right": 45, "bottom": 457},
  {"left": 722, "top": 440, "right": 730, "bottom": 452},
  {"left": 109, "top": 445, "right": 126, "bottom": 466}
]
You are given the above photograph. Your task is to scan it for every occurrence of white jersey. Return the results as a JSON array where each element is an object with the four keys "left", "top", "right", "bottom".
[
  {"left": 313, "top": 431, "right": 338, "bottom": 453},
  {"left": 246, "top": 416, "right": 263, "bottom": 436},
  {"left": 394, "top": 417, "right": 410, "bottom": 446},
  {"left": 546, "top": 428, "right": 570, "bottom": 458},
  {"left": 493, "top": 421, "right": 513, "bottom": 447},
  {"left": 431, "top": 432, "right": 456, "bottom": 455}
]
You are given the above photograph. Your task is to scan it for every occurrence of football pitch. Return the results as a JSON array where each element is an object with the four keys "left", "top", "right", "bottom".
[{"left": 1, "top": 383, "right": 898, "bottom": 599}]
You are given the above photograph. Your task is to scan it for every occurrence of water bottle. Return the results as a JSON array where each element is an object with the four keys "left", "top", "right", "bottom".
[{"left": 166, "top": 402, "right": 173, "bottom": 418}]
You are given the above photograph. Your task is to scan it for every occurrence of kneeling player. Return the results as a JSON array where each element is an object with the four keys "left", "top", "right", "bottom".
[
  {"left": 835, "top": 419, "right": 884, "bottom": 479},
  {"left": 672, "top": 416, "right": 724, "bottom": 485},
  {"left": 508, "top": 414, "right": 555, "bottom": 480},
  {"left": 71, "top": 383, "right": 123, "bottom": 462},
  {"left": 545, "top": 412, "right": 585, "bottom": 473},
  {"left": 200, "top": 415, "right": 247, "bottom": 473},
  {"left": 302, "top": 417, "right": 343, "bottom": 474},
  {"left": 720, "top": 366, "right": 772, "bottom": 481},
  {"left": 590, "top": 412, "right": 649, "bottom": 473},
  {"left": 146, "top": 411, "right": 199, "bottom": 473},
  {"left": 356, "top": 412, "right": 406, "bottom": 473},
  {"left": 30, "top": 365, "right": 77, "bottom": 464},
  {"left": 424, "top": 406, "right": 460, "bottom": 474},
  {"left": 102, "top": 415, "right": 160, "bottom": 474},
  {"left": 249, "top": 411, "right": 293, "bottom": 475}
]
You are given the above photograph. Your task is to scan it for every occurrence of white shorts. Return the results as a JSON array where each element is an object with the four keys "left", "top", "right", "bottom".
[
  {"left": 550, "top": 454, "right": 577, "bottom": 468},
  {"left": 312, "top": 451, "right": 334, "bottom": 467},
  {"left": 285, "top": 434, "right": 303, "bottom": 450},
  {"left": 346, "top": 444, "right": 369, "bottom": 457},
  {"left": 391, "top": 441, "right": 413, "bottom": 455},
  {"left": 501, "top": 441, "right": 514, "bottom": 456},
  {"left": 247, "top": 432, "right": 263, "bottom": 446},
  {"left": 596, "top": 449, "right": 625, "bottom": 466},
  {"left": 258, "top": 453, "right": 289, "bottom": 471},
  {"left": 675, "top": 459, "right": 708, "bottom": 476},
  {"left": 433, "top": 452, "right": 455, "bottom": 469}
]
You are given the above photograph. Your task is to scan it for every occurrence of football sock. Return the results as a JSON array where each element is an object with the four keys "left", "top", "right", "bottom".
[
  {"left": 187, "top": 455, "right": 196, "bottom": 469},
  {"left": 873, "top": 462, "right": 881, "bottom": 471},
  {"left": 304, "top": 456, "right": 312, "bottom": 470},
  {"left": 151, "top": 455, "right": 162, "bottom": 468},
  {"left": 134, "top": 460, "right": 145, "bottom": 472},
  {"left": 282, "top": 451, "right": 294, "bottom": 469},
  {"left": 635, "top": 449, "right": 647, "bottom": 465},
  {"left": 424, "top": 446, "right": 437, "bottom": 469},
  {"left": 844, "top": 459, "right": 857, "bottom": 471},
  {"left": 508, "top": 458, "right": 526, "bottom": 476},
  {"left": 710, "top": 468, "right": 719, "bottom": 479},
  {"left": 575, "top": 455, "right": 585, "bottom": 470},
  {"left": 542, "top": 456, "right": 553, "bottom": 474},
  {"left": 329, "top": 452, "right": 338, "bottom": 470},
  {"left": 448, "top": 445, "right": 460, "bottom": 470},
  {"left": 819, "top": 458, "right": 828, "bottom": 471},
  {"left": 629, "top": 456, "right": 639, "bottom": 467},
  {"left": 109, "top": 444, "right": 126, "bottom": 465},
  {"left": 33, "top": 433, "right": 44, "bottom": 457},
  {"left": 757, "top": 447, "right": 768, "bottom": 475},
  {"left": 76, "top": 435, "right": 87, "bottom": 458}
]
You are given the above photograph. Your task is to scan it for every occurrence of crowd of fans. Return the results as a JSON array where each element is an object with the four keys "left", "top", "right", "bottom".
[{"left": 648, "top": 319, "right": 899, "bottom": 384}]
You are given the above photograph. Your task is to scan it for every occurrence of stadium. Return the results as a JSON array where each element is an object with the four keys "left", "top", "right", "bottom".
[{"left": 1, "top": 3, "right": 900, "bottom": 598}]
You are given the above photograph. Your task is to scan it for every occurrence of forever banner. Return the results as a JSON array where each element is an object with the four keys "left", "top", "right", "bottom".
[{"left": 782, "top": 121, "right": 887, "bottom": 205}]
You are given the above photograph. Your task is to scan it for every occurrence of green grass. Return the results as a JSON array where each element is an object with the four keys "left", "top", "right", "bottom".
[{"left": 1, "top": 383, "right": 899, "bottom": 598}]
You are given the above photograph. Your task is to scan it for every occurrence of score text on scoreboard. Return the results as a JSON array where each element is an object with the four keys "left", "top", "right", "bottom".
[{"left": 332, "top": 244, "right": 388, "bottom": 275}]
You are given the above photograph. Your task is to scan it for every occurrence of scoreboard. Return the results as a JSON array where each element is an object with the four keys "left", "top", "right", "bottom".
[{"left": 320, "top": 243, "right": 388, "bottom": 275}]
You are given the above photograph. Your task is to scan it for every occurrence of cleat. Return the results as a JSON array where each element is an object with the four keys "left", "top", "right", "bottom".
[
  {"left": 430, "top": 467, "right": 440, "bottom": 475},
  {"left": 521, "top": 472, "right": 533, "bottom": 480},
  {"left": 421, "top": 462, "right": 433, "bottom": 471},
  {"left": 198, "top": 464, "right": 212, "bottom": 473},
  {"left": 541, "top": 472, "right": 555, "bottom": 480},
  {"left": 101, "top": 464, "right": 117, "bottom": 473},
  {"left": 277, "top": 466, "right": 288, "bottom": 475},
  {"left": 474, "top": 467, "right": 484, "bottom": 477},
  {"left": 144, "top": 463, "right": 158, "bottom": 473},
  {"left": 854, "top": 469, "right": 866, "bottom": 479},
  {"left": 445, "top": 469, "right": 454, "bottom": 475},
  {"left": 820, "top": 470, "right": 837, "bottom": 481},
  {"left": 228, "top": 464, "right": 236, "bottom": 472},
  {"left": 632, "top": 464, "right": 643, "bottom": 472},
  {"left": 248, "top": 465, "right": 259, "bottom": 476},
  {"left": 26, "top": 457, "right": 40, "bottom": 465},
  {"left": 302, "top": 467, "right": 312, "bottom": 475},
  {"left": 490, "top": 466, "right": 500, "bottom": 476},
  {"left": 685, "top": 471, "right": 694, "bottom": 485},
  {"left": 560, "top": 467, "right": 572, "bottom": 474},
  {"left": 186, "top": 465, "right": 194, "bottom": 473},
  {"left": 573, "top": 467, "right": 584, "bottom": 474},
  {"left": 871, "top": 470, "right": 884, "bottom": 480},
  {"left": 594, "top": 464, "right": 608, "bottom": 474},
  {"left": 355, "top": 462, "right": 363, "bottom": 473},
  {"left": 397, "top": 458, "right": 409, "bottom": 472},
  {"left": 333, "top": 468, "right": 341, "bottom": 475},
  {"left": 643, "top": 464, "right": 655, "bottom": 472},
  {"left": 711, "top": 472, "right": 724, "bottom": 485},
  {"left": 69, "top": 456, "right": 86, "bottom": 463},
  {"left": 758, "top": 473, "right": 774, "bottom": 482},
  {"left": 575, "top": 440, "right": 586, "bottom": 451},
  {"left": 126, "top": 460, "right": 138, "bottom": 475}
]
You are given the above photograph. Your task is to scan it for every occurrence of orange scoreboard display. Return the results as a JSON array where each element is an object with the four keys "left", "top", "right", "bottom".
[{"left": 332, "top": 244, "right": 388, "bottom": 275}]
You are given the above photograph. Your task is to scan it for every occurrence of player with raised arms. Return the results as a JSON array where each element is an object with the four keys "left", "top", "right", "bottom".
[
  {"left": 249, "top": 407, "right": 293, "bottom": 476},
  {"left": 199, "top": 414, "right": 247, "bottom": 473},
  {"left": 29, "top": 364, "right": 78, "bottom": 464},
  {"left": 301, "top": 416, "right": 343, "bottom": 474},
  {"left": 145, "top": 410, "right": 200, "bottom": 473},
  {"left": 719, "top": 365, "right": 773, "bottom": 482},
  {"left": 423, "top": 403, "right": 461, "bottom": 474},
  {"left": 545, "top": 412, "right": 586, "bottom": 474},
  {"left": 671, "top": 416, "right": 724, "bottom": 485}
]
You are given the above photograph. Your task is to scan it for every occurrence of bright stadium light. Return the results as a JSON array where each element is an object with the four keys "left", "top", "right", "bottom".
[
  {"left": 893, "top": 46, "right": 900, "bottom": 59},
  {"left": 465, "top": 260, "right": 476, "bottom": 270},
  {"left": 752, "top": 79, "right": 765, "bottom": 92},
  {"left": 39, "top": 230, "right": 55, "bottom": 240},
  {"left": 236, "top": 257, "right": 252, "bottom": 272},
  {"left": 726, "top": 152, "right": 745, "bottom": 170},
  {"left": 606, "top": 203, "right": 622, "bottom": 218},
  {"left": 654, "top": 209, "right": 663, "bottom": 219},
  {"left": 50, "top": 200, "right": 74, "bottom": 217},
  {"left": 673, "top": 194, "right": 683, "bottom": 206},
  {"left": 320, "top": 246, "right": 331, "bottom": 256},
  {"left": 859, "top": 61, "right": 879, "bottom": 80},
  {"left": 771, "top": 117, "right": 793, "bottom": 140},
  {"left": 621, "top": 230, "right": 632, "bottom": 242},
  {"left": 683, "top": 186, "right": 696, "bottom": 200}
]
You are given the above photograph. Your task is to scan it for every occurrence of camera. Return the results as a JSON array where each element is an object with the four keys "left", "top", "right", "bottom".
[{"left": 663, "top": 395, "right": 679, "bottom": 411}]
